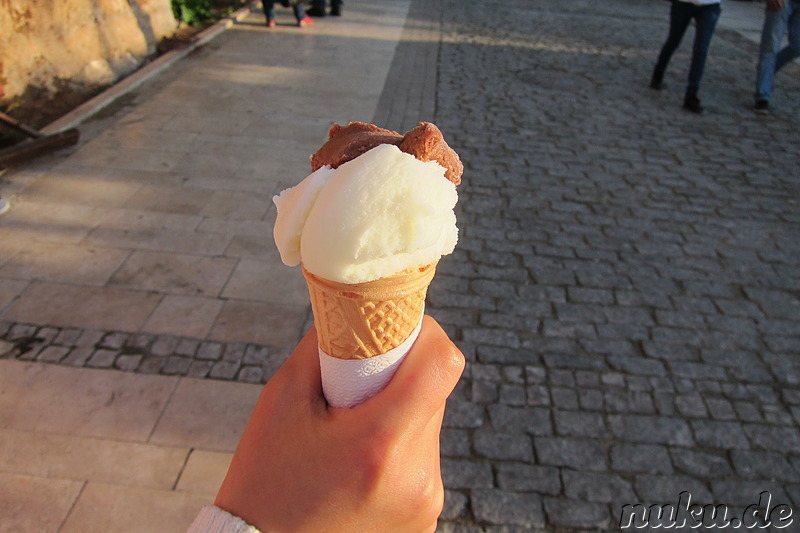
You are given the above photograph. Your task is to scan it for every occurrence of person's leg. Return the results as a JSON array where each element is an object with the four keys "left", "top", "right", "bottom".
[
  {"left": 330, "top": 0, "right": 342, "bottom": 16},
  {"left": 685, "top": 3, "right": 721, "bottom": 99},
  {"left": 262, "top": 0, "right": 276, "bottom": 25},
  {"left": 295, "top": 3, "right": 314, "bottom": 25},
  {"left": 651, "top": 2, "right": 694, "bottom": 87},
  {"left": 755, "top": 4, "right": 788, "bottom": 102},
  {"left": 775, "top": 1, "right": 800, "bottom": 71},
  {"left": 307, "top": 0, "right": 326, "bottom": 17}
]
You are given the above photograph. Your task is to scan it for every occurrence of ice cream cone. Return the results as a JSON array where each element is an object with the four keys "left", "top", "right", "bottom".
[{"left": 302, "top": 262, "right": 437, "bottom": 359}]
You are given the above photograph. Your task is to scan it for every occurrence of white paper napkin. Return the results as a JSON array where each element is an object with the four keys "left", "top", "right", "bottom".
[{"left": 319, "top": 313, "right": 424, "bottom": 408}]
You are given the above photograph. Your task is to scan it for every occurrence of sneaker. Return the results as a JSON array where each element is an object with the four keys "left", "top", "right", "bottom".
[
  {"left": 306, "top": 7, "right": 326, "bottom": 17},
  {"left": 754, "top": 99, "right": 769, "bottom": 114},
  {"left": 266, "top": 19, "right": 277, "bottom": 27},
  {"left": 683, "top": 95, "right": 704, "bottom": 114},
  {"left": 0, "top": 198, "right": 9, "bottom": 216},
  {"left": 298, "top": 15, "right": 314, "bottom": 26}
]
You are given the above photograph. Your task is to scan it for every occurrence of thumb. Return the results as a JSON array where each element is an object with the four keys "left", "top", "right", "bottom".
[{"left": 358, "top": 315, "right": 465, "bottom": 430}]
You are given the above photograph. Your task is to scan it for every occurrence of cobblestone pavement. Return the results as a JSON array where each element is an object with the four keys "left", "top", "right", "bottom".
[
  {"left": 2, "top": 0, "right": 800, "bottom": 531},
  {"left": 429, "top": 0, "right": 800, "bottom": 531}
]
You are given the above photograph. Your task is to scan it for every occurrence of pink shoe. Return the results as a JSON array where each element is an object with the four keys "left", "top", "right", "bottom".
[
  {"left": 266, "top": 19, "right": 276, "bottom": 27},
  {"left": 297, "top": 15, "right": 313, "bottom": 27}
]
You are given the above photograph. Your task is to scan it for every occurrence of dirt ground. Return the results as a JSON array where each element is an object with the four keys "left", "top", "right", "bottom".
[{"left": 0, "top": 0, "right": 248, "bottom": 140}]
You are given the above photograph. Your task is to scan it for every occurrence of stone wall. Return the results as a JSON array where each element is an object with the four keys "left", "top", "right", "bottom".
[{"left": 0, "top": 0, "right": 178, "bottom": 102}]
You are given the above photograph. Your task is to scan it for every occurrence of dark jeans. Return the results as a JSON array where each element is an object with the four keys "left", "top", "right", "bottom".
[
  {"left": 755, "top": 0, "right": 800, "bottom": 102},
  {"left": 311, "top": 0, "right": 343, "bottom": 9},
  {"left": 652, "top": 1, "right": 722, "bottom": 98},
  {"left": 263, "top": 0, "right": 305, "bottom": 21}
]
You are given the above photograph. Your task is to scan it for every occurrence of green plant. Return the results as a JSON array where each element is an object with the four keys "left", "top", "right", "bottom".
[{"left": 171, "top": 0, "right": 214, "bottom": 26}]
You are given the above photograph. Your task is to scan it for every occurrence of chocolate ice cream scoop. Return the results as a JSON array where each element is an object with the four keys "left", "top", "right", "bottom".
[
  {"left": 311, "top": 122, "right": 402, "bottom": 172},
  {"left": 398, "top": 122, "right": 463, "bottom": 186},
  {"left": 311, "top": 121, "right": 463, "bottom": 185}
]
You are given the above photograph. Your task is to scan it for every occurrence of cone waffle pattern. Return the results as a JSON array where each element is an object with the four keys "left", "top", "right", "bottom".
[{"left": 302, "top": 263, "right": 437, "bottom": 359}]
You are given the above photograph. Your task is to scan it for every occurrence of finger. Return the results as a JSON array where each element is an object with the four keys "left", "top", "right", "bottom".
[
  {"left": 357, "top": 315, "right": 465, "bottom": 430},
  {"left": 268, "top": 325, "right": 325, "bottom": 408}
]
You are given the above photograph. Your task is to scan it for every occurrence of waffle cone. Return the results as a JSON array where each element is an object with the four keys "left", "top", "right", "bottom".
[{"left": 302, "top": 263, "right": 437, "bottom": 360}]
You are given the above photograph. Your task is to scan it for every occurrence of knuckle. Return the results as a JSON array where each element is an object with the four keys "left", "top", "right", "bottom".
[{"left": 434, "top": 343, "right": 466, "bottom": 392}]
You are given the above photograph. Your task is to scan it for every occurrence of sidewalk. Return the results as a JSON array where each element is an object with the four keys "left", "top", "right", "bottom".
[
  {"left": 2, "top": 0, "right": 799, "bottom": 532},
  {"left": 1, "top": 1, "right": 418, "bottom": 531}
]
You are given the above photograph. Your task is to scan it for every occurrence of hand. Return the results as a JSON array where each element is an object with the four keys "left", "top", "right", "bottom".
[
  {"left": 766, "top": 0, "right": 784, "bottom": 11},
  {"left": 214, "top": 316, "right": 465, "bottom": 533}
]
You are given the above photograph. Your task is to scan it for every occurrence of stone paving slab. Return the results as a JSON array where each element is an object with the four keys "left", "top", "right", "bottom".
[
  {"left": 0, "top": 428, "right": 188, "bottom": 489},
  {"left": 0, "top": 472, "right": 84, "bottom": 533},
  {"left": 0, "top": 0, "right": 412, "bottom": 347},
  {"left": 0, "top": 358, "right": 253, "bottom": 532},
  {"left": 59, "top": 482, "right": 208, "bottom": 533},
  {"left": 1, "top": 0, "right": 799, "bottom": 532}
]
